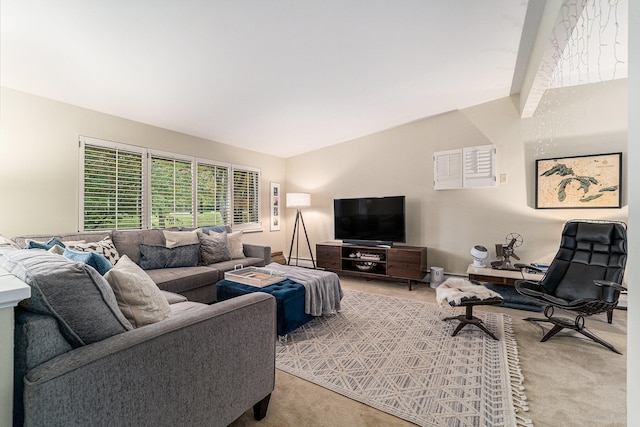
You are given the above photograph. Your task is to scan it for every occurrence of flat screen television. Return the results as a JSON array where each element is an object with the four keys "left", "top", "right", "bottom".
[{"left": 333, "top": 196, "right": 406, "bottom": 247}]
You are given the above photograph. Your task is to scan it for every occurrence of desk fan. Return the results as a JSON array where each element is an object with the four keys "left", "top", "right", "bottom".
[{"left": 470, "top": 245, "right": 489, "bottom": 267}]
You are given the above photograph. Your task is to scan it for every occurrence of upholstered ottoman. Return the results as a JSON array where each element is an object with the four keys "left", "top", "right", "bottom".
[{"left": 217, "top": 279, "right": 313, "bottom": 336}]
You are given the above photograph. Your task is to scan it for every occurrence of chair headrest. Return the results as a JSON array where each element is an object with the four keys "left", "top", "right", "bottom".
[{"left": 574, "top": 222, "right": 615, "bottom": 245}]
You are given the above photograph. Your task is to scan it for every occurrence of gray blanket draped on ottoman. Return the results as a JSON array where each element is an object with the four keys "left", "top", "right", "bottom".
[{"left": 266, "top": 263, "right": 343, "bottom": 316}]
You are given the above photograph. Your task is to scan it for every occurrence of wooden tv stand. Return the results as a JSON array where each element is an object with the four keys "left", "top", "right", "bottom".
[{"left": 316, "top": 242, "right": 427, "bottom": 290}]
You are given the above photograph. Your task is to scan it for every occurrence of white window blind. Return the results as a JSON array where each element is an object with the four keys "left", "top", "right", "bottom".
[
  {"left": 463, "top": 145, "right": 496, "bottom": 188},
  {"left": 80, "top": 138, "right": 145, "bottom": 231},
  {"left": 196, "top": 161, "right": 230, "bottom": 226},
  {"left": 434, "top": 145, "right": 496, "bottom": 190},
  {"left": 81, "top": 137, "right": 261, "bottom": 231},
  {"left": 232, "top": 166, "right": 260, "bottom": 227},
  {"left": 150, "top": 155, "right": 194, "bottom": 228},
  {"left": 433, "top": 149, "right": 463, "bottom": 190}
]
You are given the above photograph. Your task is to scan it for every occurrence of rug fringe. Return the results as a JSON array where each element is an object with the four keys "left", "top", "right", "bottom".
[{"left": 503, "top": 316, "right": 534, "bottom": 427}]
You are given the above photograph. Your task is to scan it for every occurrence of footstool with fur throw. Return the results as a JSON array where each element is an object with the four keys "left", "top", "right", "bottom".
[{"left": 435, "top": 278, "right": 504, "bottom": 340}]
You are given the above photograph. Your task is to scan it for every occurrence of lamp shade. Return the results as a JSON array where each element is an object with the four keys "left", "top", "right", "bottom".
[{"left": 286, "top": 192, "right": 311, "bottom": 208}]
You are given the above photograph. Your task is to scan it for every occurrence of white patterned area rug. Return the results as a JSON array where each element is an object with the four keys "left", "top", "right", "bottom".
[{"left": 276, "top": 289, "right": 532, "bottom": 427}]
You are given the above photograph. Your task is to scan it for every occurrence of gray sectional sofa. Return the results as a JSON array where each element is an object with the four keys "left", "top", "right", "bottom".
[
  {"left": 12, "top": 226, "right": 272, "bottom": 304},
  {"left": 1, "top": 235, "right": 277, "bottom": 426}
]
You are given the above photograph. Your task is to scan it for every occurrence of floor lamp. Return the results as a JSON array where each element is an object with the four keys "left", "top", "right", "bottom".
[{"left": 286, "top": 192, "right": 316, "bottom": 268}]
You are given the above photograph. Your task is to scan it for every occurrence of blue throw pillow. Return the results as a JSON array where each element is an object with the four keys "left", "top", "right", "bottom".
[
  {"left": 200, "top": 225, "right": 232, "bottom": 234},
  {"left": 63, "top": 248, "right": 113, "bottom": 275},
  {"left": 139, "top": 243, "right": 201, "bottom": 270},
  {"left": 25, "top": 237, "right": 66, "bottom": 250}
]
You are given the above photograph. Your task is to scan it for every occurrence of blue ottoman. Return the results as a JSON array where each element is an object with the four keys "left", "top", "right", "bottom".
[{"left": 216, "top": 279, "right": 313, "bottom": 336}]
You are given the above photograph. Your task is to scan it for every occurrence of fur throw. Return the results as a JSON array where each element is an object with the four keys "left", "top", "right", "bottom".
[{"left": 435, "top": 278, "right": 502, "bottom": 306}]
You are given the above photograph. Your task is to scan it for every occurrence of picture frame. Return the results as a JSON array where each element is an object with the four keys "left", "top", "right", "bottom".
[
  {"left": 535, "top": 152, "right": 622, "bottom": 209},
  {"left": 270, "top": 182, "right": 281, "bottom": 231}
]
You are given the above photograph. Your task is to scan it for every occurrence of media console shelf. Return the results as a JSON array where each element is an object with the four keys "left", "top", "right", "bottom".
[{"left": 316, "top": 242, "right": 427, "bottom": 290}]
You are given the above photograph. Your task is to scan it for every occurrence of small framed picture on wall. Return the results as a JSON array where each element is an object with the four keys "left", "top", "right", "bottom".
[{"left": 270, "top": 182, "right": 281, "bottom": 231}]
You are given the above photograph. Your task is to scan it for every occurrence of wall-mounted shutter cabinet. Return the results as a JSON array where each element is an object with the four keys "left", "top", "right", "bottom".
[{"left": 434, "top": 145, "right": 496, "bottom": 190}]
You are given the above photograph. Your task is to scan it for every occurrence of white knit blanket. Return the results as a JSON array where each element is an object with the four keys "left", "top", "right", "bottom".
[
  {"left": 435, "top": 278, "right": 502, "bottom": 306},
  {"left": 266, "top": 263, "right": 343, "bottom": 316}
]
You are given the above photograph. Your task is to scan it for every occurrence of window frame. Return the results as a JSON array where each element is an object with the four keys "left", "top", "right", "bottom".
[
  {"left": 79, "top": 137, "right": 262, "bottom": 232},
  {"left": 149, "top": 149, "right": 196, "bottom": 229},
  {"left": 231, "top": 164, "right": 262, "bottom": 231},
  {"left": 79, "top": 136, "right": 147, "bottom": 231},
  {"left": 195, "top": 158, "right": 231, "bottom": 227}
]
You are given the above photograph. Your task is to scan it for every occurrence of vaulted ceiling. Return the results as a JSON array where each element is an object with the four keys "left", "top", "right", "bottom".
[{"left": 0, "top": 1, "right": 628, "bottom": 158}]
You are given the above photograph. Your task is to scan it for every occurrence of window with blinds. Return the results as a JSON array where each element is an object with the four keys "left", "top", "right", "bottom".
[
  {"left": 232, "top": 166, "right": 260, "bottom": 226},
  {"left": 197, "top": 162, "right": 229, "bottom": 226},
  {"left": 81, "top": 139, "right": 145, "bottom": 231},
  {"left": 80, "top": 137, "right": 261, "bottom": 231},
  {"left": 151, "top": 155, "right": 194, "bottom": 228}
]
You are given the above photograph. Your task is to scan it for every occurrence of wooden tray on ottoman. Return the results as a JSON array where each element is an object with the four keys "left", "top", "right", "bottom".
[{"left": 224, "top": 267, "right": 286, "bottom": 288}]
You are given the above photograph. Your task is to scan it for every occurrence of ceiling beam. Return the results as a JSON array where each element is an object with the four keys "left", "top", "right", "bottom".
[{"left": 518, "top": 0, "right": 588, "bottom": 118}]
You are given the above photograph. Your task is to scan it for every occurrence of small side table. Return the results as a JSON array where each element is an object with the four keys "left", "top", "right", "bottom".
[{"left": 442, "top": 297, "right": 504, "bottom": 340}]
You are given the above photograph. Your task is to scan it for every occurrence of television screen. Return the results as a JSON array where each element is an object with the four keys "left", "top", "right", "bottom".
[{"left": 334, "top": 196, "right": 406, "bottom": 244}]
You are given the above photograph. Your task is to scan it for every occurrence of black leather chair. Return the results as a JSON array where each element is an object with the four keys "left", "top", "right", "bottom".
[{"left": 515, "top": 220, "right": 627, "bottom": 354}]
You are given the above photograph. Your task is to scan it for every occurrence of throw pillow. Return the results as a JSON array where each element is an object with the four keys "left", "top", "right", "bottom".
[
  {"left": 197, "top": 231, "right": 231, "bottom": 265},
  {"left": 139, "top": 244, "right": 200, "bottom": 270},
  {"left": 0, "top": 250, "right": 133, "bottom": 347},
  {"left": 104, "top": 255, "right": 172, "bottom": 328},
  {"left": 69, "top": 236, "right": 120, "bottom": 265},
  {"left": 201, "top": 225, "right": 232, "bottom": 234},
  {"left": 227, "top": 231, "right": 245, "bottom": 259},
  {"left": 0, "top": 235, "right": 21, "bottom": 250},
  {"left": 48, "top": 245, "right": 66, "bottom": 255},
  {"left": 24, "top": 237, "right": 65, "bottom": 250},
  {"left": 163, "top": 229, "right": 200, "bottom": 248},
  {"left": 63, "top": 247, "right": 113, "bottom": 275}
]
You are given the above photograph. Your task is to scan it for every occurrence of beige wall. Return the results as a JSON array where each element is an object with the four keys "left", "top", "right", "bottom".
[
  {"left": 0, "top": 87, "right": 289, "bottom": 253},
  {"left": 285, "top": 79, "right": 628, "bottom": 276},
  {"left": 627, "top": 1, "right": 638, "bottom": 423}
]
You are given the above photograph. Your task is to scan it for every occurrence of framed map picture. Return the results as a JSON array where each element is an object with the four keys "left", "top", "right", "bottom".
[{"left": 536, "top": 152, "right": 622, "bottom": 209}]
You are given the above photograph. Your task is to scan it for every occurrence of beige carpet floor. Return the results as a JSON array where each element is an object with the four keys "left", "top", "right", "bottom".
[{"left": 230, "top": 276, "right": 627, "bottom": 427}]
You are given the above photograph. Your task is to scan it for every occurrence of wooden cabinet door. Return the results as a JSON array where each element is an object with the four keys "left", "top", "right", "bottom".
[
  {"left": 387, "top": 248, "right": 425, "bottom": 280},
  {"left": 316, "top": 245, "right": 341, "bottom": 270}
]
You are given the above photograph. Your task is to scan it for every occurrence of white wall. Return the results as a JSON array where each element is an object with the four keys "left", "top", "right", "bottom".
[
  {"left": 0, "top": 87, "right": 289, "bottom": 253},
  {"left": 285, "top": 80, "right": 628, "bottom": 276},
  {"left": 627, "top": 0, "right": 638, "bottom": 424}
]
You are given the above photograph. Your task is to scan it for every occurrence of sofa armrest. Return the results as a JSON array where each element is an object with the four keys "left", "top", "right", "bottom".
[
  {"left": 22, "top": 293, "right": 276, "bottom": 427},
  {"left": 243, "top": 243, "right": 271, "bottom": 266}
]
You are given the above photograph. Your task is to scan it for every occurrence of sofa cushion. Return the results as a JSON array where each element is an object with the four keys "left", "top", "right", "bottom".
[
  {"left": 0, "top": 234, "right": 21, "bottom": 250},
  {"left": 104, "top": 255, "right": 172, "bottom": 327},
  {"left": 0, "top": 250, "right": 133, "bottom": 347},
  {"left": 198, "top": 231, "right": 231, "bottom": 265},
  {"left": 63, "top": 247, "right": 113, "bottom": 275},
  {"left": 111, "top": 229, "right": 166, "bottom": 265},
  {"left": 68, "top": 236, "right": 120, "bottom": 265},
  {"left": 163, "top": 229, "right": 200, "bottom": 248},
  {"left": 207, "top": 257, "right": 266, "bottom": 274},
  {"left": 161, "top": 290, "right": 188, "bottom": 304},
  {"left": 145, "top": 266, "right": 219, "bottom": 295},
  {"left": 139, "top": 244, "right": 201, "bottom": 270}
]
